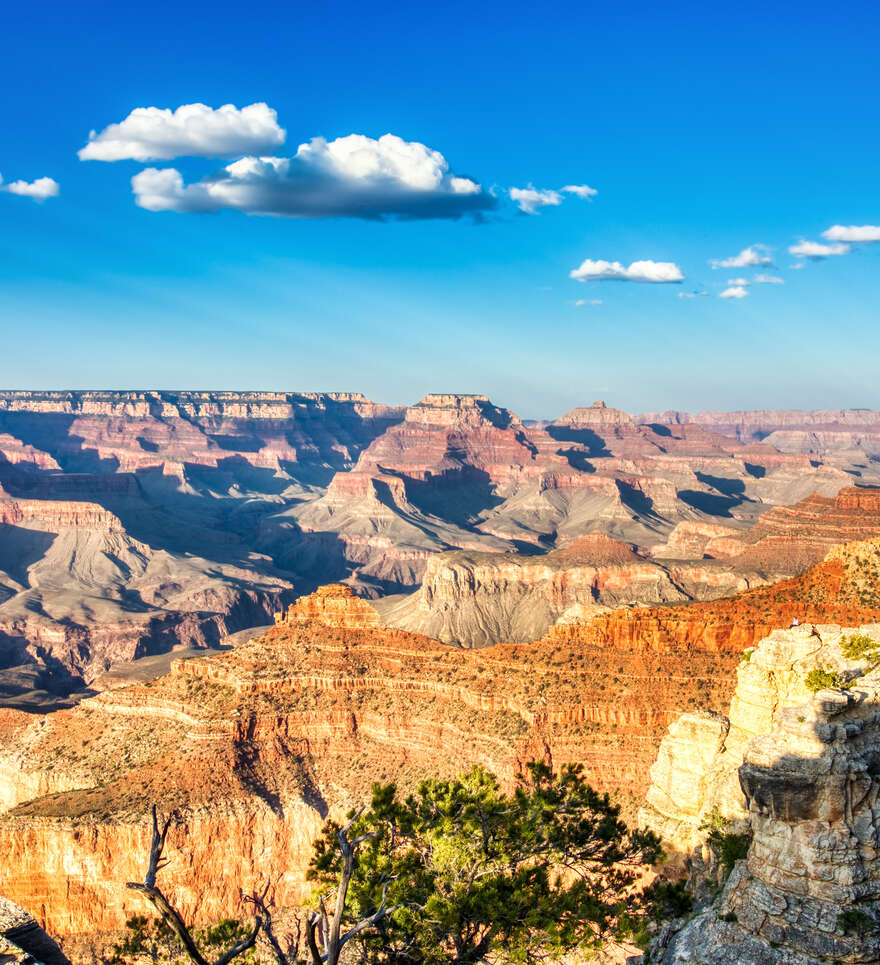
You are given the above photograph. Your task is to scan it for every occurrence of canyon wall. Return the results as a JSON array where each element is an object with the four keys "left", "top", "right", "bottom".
[
  {"left": 4, "top": 392, "right": 880, "bottom": 701},
  {"left": 0, "top": 583, "right": 744, "bottom": 942}
]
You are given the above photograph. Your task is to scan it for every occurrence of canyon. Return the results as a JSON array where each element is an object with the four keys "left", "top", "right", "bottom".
[
  {"left": 3, "top": 539, "right": 880, "bottom": 955},
  {"left": 4, "top": 391, "right": 880, "bottom": 959},
  {"left": 3, "top": 391, "right": 880, "bottom": 702}
]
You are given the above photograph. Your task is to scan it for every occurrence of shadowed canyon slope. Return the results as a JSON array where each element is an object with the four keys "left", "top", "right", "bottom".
[
  {"left": 3, "top": 540, "right": 880, "bottom": 947},
  {"left": 3, "top": 390, "right": 880, "bottom": 700}
]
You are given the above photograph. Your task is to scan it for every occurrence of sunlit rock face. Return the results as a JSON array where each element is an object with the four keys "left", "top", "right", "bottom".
[
  {"left": 642, "top": 620, "right": 880, "bottom": 965},
  {"left": 0, "top": 582, "right": 745, "bottom": 944}
]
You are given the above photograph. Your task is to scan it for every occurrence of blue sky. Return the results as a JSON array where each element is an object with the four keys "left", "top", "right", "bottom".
[{"left": 1, "top": 0, "right": 878, "bottom": 418}]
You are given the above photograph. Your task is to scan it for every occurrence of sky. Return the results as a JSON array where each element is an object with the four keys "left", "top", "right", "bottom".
[{"left": 1, "top": 0, "right": 879, "bottom": 419}]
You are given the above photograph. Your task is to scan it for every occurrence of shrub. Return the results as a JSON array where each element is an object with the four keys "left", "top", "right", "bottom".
[
  {"left": 840, "top": 632, "right": 880, "bottom": 661},
  {"left": 699, "top": 807, "right": 753, "bottom": 877},
  {"left": 838, "top": 908, "right": 876, "bottom": 937},
  {"left": 804, "top": 667, "right": 843, "bottom": 693}
]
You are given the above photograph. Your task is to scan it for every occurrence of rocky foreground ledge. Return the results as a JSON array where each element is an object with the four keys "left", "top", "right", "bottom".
[
  {"left": 641, "top": 622, "right": 880, "bottom": 964},
  {"left": 1, "top": 895, "right": 70, "bottom": 963}
]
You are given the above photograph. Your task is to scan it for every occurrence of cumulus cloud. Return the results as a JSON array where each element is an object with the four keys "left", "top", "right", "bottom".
[
  {"left": 0, "top": 173, "right": 59, "bottom": 200},
  {"left": 562, "top": 184, "right": 597, "bottom": 199},
  {"left": 570, "top": 258, "right": 684, "bottom": 283},
  {"left": 727, "top": 277, "right": 750, "bottom": 286},
  {"left": 754, "top": 273, "right": 784, "bottom": 284},
  {"left": 710, "top": 245, "right": 772, "bottom": 269},
  {"left": 575, "top": 298, "right": 602, "bottom": 306},
  {"left": 822, "top": 224, "right": 880, "bottom": 243},
  {"left": 79, "top": 103, "right": 286, "bottom": 161},
  {"left": 788, "top": 240, "right": 850, "bottom": 259},
  {"left": 131, "top": 133, "right": 495, "bottom": 221},
  {"left": 720, "top": 285, "right": 749, "bottom": 299},
  {"left": 509, "top": 185, "right": 562, "bottom": 214}
]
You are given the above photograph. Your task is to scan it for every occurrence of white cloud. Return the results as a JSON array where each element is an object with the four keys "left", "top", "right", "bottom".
[
  {"left": 790, "top": 262, "right": 805, "bottom": 270},
  {"left": 131, "top": 133, "right": 494, "bottom": 220},
  {"left": 754, "top": 273, "right": 784, "bottom": 284},
  {"left": 720, "top": 285, "right": 749, "bottom": 299},
  {"left": 575, "top": 298, "right": 602, "bottom": 306},
  {"left": 788, "top": 240, "right": 850, "bottom": 259},
  {"left": 0, "top": 173, "right": 59, "bottom": 200},
  {"left": 710, "top": 245, "right": 772, "bottom": 269},
  {"left": 509, "top": 185, "right": 562, "bottom": 214},
  {"left": 79, "top": 103, "right": 286, "bottom": 161},
  {"left": 569, "top": 259, "right": 684, "bottom": 283},
  {"left": 562, "top": 184, "right": 597, "bottom": 199},
  {"left": 822, "top": 224, "right": 880, "bottom": 243},
  {"left": 727, "top": 277, "right": 750, "bottom": 286}
]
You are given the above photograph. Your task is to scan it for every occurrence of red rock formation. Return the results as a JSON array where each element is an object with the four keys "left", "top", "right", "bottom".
[
  {"left": 0, "top": 583, "right": 738, "bottom": 941},
  {"left": 4, "top": 541, "right": 880, "bottom": 946},
  {"left": 275, "top": 584, "right": 380, "bottom": 629}
]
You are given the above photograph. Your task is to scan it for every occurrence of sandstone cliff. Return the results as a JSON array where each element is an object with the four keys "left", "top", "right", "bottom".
[{"left": 641, "top": 606, "right": 880, "bottom": 962}]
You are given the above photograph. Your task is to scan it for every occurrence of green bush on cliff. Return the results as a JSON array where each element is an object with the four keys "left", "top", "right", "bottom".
[
  {"left": 108, "top": 915, "right": 259, "bottom": 964},
  {"left": 838, "top": 908, "right": 877, "bottom": 937},
  {"left": 804, "top": 667, "right": 843, "bottom": 693},
  {"left": 699, "top": 807, "right": 752, "bottom": 877},
  {"left": 840, "top": 632, "right": 880, "bottom": 661}
]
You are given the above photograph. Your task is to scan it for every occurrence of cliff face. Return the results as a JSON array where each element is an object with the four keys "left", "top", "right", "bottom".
[
  {"left": 642, "top": 612, "right": 880, "bottom": 963},
  {"left": 0, "top": 582, "right": 744, "bottom": 941}
]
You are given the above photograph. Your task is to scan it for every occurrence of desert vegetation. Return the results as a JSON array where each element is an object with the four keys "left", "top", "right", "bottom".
[{"left": 15, "top": 763, "right": 669, "bottom": 965}]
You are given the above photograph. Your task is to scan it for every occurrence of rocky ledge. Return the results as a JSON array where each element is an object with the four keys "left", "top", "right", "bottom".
[{"left": 641, "top": 621, "right": 880, "bottom": 964}]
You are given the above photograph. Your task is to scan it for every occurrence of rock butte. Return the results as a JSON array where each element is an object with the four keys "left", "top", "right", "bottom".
[{"left": 2, "top": 539, "right": 880, "bottom": 952}]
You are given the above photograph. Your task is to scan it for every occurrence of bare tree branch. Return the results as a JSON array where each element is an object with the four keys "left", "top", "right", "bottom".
[
  {"left": 126, "top": 807, "right": 262, "bottom": 965},
  {"left": 245, "top": 882, "right": 290, "bottom": 965}
]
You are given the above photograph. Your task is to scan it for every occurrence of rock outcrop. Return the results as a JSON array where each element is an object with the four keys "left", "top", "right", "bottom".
[
  {"left": 641, "top": 606, "right": 880, "bottom": 962},
  {"left": 378, "top": 533, "right": 757, "bottom": 648},
  {"left": 1, "top": 895, "right": 70, "bottom": 965}
]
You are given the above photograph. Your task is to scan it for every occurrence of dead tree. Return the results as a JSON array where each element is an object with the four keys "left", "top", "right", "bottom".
[
  {"left": 126, "top": 806, "right": 266, "bottom": 965},
  {"left": 305, "top": 810, "right": 398, "bottom": 965}
]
